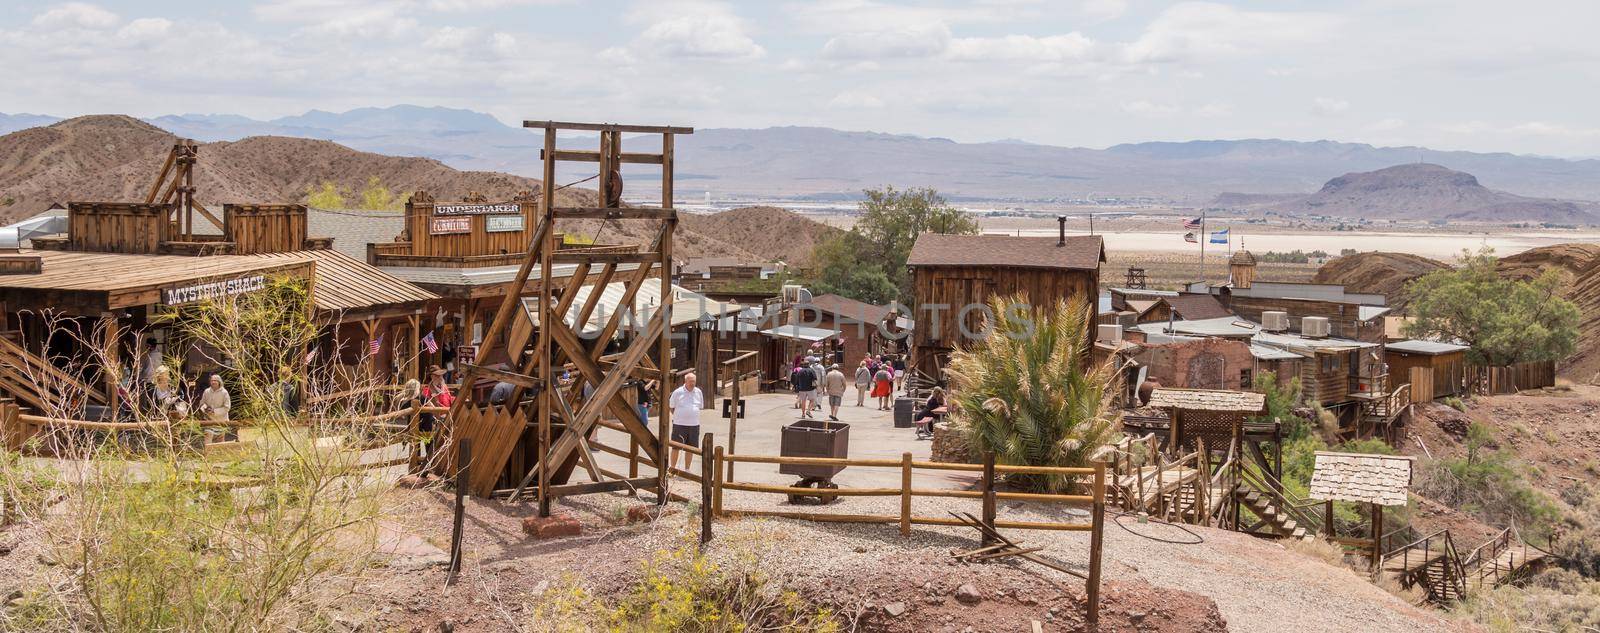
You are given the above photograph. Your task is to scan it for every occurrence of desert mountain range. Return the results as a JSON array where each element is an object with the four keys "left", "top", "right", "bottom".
[
  {"left": 1217, "top": 163, "right": 1600, "bottom": 223},
  {"left": 0, "top": 115, "right": 840, "bottom": 263},
  {"left": 6, "top": 106, "right": 1600, "bottom": 203}
]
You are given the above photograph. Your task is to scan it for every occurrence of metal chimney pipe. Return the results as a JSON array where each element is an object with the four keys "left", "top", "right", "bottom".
[{"left": 1057, "top": 216, "right": 1067, "bottom": 246}]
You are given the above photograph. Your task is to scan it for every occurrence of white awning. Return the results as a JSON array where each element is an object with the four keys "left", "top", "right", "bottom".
[{"left": 759, "top": 324, "right": 840, "bottom": 343}]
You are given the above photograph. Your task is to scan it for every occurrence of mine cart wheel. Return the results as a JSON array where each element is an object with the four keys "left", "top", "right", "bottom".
[{"left": 787, "top": 477, "right": 841, "bottom": 505}]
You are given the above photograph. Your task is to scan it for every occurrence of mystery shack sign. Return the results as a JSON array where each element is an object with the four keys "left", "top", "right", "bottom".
[
  {"left": 434, "top": 202, "right": 519, "bottom": 216},
  {"left": 162, "top": 275, "right": 267, "bottom": 306}
]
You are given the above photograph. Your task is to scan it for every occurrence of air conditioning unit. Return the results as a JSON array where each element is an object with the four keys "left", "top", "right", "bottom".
[
  {"left": 1096, "top": 324, "right": 1123, "bottom": 343},
  {"left": 1262, "top": 311, "right": 1290, "bottom": 332},
  {"left": 1301, "top": 316, "right": 1331, "bottom": 338}
]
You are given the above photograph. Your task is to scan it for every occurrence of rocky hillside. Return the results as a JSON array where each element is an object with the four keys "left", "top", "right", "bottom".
[
  {"left": 1228, "top": 163, "right": 1599, "bottom": 223},
  {"left": 0, "top": 115, "right": 805, "bottom": 261},
  {"left": 1316, "top": 245, "right": 1600, "bottom": 379},
  {"left": 1311, "top": 252, "right": 1448, "bottom": 302},
  {"left": 678, "top": 206, "right": 843, "bottom": 266}
]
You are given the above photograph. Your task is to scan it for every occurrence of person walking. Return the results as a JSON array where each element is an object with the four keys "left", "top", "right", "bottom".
[
  {"left": 872, "top": 363, "right": 893, "bottom": 410},
  {"left": 853, "top": 359, "right": 872, "bottom": 407},
  {"left": 823, "top": 364, "right": 847, "bottom": 421},
  {"left": 892, "top": 355, "right": 907, "bottom": 391},
  {"left": 668, "top": 372, "right": 703, "bottom": 471},
  {"left": 791, "top": 361, "right": 818, "bottom": 419}
]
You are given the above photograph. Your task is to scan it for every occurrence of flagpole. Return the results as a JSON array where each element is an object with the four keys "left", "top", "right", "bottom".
[{"left": 1199, "top": 211, "right": 1206, "bottom": 284}]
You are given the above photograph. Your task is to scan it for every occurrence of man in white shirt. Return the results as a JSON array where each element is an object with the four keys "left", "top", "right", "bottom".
[{"left": 667, "top": 372, "right": 704, "bottom": 470}]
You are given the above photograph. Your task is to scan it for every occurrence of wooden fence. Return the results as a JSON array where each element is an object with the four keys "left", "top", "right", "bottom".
[
  {"left": 1464, "top": 360, "right": 1557, "bottom": 396},
  {"left": 582, "top": 425, "right": 1109, "bottom": 625}
]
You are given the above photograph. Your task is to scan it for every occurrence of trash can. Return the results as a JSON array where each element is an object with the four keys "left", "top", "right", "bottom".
[{"left": 893, "top": 397, "right": 916, "bottom": 428}]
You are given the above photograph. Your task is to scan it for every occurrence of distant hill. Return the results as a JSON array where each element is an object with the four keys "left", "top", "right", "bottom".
[
  {"left": 7, "top": 106, "right": 1600, "bottom": 203},
  {"left": 1311, "top": 251, "right": 1449, "bottom": 301},
  {"left": 678, "top": 206, "right": 843, "bottom": 266},
  {"left": 0, "top": 115, "right": 763, "bottom": 261},
  {"left": 1237, "top": 164, "right": 1599, "bottom": 223}
]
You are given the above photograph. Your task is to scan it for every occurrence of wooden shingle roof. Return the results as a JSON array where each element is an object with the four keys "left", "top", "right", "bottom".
[
  {"left": 1147, "top": 388, "right": 1266, "bottom": 412},
  {"left": 906, "top": 234, "right": 1104, "bottom": 270},
  {"left": 1308, "top": 452, "right": 1414, "bottom": 507}
]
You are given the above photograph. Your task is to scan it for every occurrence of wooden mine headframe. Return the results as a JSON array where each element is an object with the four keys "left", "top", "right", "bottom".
[
  {"left": 441, "top": 120, "right": 693, "bottom": 517},
  {"left": 145, "top": 139, "right": 223, "bottom": 241}
]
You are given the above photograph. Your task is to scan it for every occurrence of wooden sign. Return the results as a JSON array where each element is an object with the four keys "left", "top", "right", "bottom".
[
  {"left": 431, "top": 216, "right": 472, "bottom": 235},
  {"left": 162, "top": 274, "right": 267, "bottom": 306},
  {"left": 435, "top": 203, "right": 518, "bottom": 216},
  {"left": 456, "top": 345, "right": 476, "bottom": 366},
  {"left": 485, "top": 215, "right": 524, "bottom": 232}
]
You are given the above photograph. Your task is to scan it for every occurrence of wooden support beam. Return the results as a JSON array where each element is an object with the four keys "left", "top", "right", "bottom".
[
  {"left": 541, "top": 150, "right": 664, "bottom": 165},
  {"left": 550, "top": 251, "right": 662, "bottom": 265},
  {"left": 552, "top": 207, "right": 676, "bottom": 220},
  {"left": 547, "top": 477, "right": 660, "bottom": 497},
  {"left": 523, "top": 121, "right": 695, "bottom": 135},
  {"left": 460, "top": 363, "right": 540, "bottom": 390}
]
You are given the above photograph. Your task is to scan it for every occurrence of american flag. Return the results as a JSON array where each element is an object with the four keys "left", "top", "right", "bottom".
[
  {"left": 368, "top": 334, "right": 383, "bottom": 356},
  {"left": 421, "top": 331, "right": 438, "bottom": 354},
  {"left": 1182, "top": 216, "right": 1203, "bottom": 230},
  {"left": 1183, "top": 232, "right": 1198, "bottom": 243}
]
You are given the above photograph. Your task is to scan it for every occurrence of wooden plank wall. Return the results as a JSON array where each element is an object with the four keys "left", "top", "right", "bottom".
[
  {"left": 1224, "top": 296, "right": 1385, "bottom": 343},
  {"left": 404, "top": 192, "right": 538, "bottom": 258},
  {"left": 1299, "top": 352, "right": 1350, "bottom": 404},
  {"left": 910, "top": 264, "right": 1097, "bottom": 378},
  {"left": 1409, "top": 367, "right": 1435, "bottom": 403},
  {"left": 224, "top": 204, "right": 309, "bottom": 254},
  {"left": 67, "top": 203, "right": 170, "bottom": 254}
]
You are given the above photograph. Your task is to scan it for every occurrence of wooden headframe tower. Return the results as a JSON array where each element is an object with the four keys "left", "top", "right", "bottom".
[
  {"left": 145, "top": 139, "right": 224, "bottom": 241},
  {"left": 442, "top": 120, "right": 692, "bottom": 517}
]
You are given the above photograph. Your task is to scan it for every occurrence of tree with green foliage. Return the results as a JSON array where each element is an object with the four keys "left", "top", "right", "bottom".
[
  {"left": 305, "top": 181, "right": 345, "bottom": 209},
  {"left": 806, "top": 186, "right": 979, "bottom": 304},
  {"left": 1248, "top": 370, "right": 1307, "bottom": 438},
  {"left": 807, "top": 232, "right": 901, "bottom": 305},
  {"left": 946, "top": 295, "right": 1118, "bottom": 492},
  {"left": 1402, "top": 247, "right": 1580, "bottom": 366},
  {"left": 360, "top": 176, "right": 398, "bottom": 210}
]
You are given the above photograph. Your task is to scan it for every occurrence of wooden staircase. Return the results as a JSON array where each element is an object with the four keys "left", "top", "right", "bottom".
[
  {"left": 1234, "top": 483, "right": 1315, "bottom": 541},
  {"left": 1381, "top": 527, "right": 1547, "bottom": 605},
  {"left": 0, "top": 335, "right": 106, "bottom": 414}
]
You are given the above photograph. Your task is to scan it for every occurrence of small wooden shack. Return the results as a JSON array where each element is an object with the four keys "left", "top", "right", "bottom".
[
  {"left": 1147, "top": 387, "right": 1266, "bottom": 453},
  {"left": 1385, "top": 340, "right": 1469, "bottom": 402},
  {"left": 906, "top": 231, "right": 1104, "bottom": 381}
]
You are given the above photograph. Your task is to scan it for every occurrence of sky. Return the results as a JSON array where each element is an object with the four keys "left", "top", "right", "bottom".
[{"left": 3, "top": 0, "right": 1599, "bottom": 157}]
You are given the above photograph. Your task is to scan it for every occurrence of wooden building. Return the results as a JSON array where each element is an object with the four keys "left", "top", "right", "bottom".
[
  {"left": 906, "top": 232, "right": 1104, "bottom": 381},
  {"left": 0, "top": 199, "right": 436, "bottom": 413},
  {"left": 1384, "top": 340, "right": 1469, "bottom": 402},
  {"left": 799, "top": 293, "right": 898, "bottom": 366}
]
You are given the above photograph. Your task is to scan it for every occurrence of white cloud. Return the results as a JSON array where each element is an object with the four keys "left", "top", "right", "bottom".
[
  {"left": 827, "top": 91, "right": 884, "bottom": 109},
  {"left": 116, "top": 17, "right": 173, "bottom": 42},
  {"left": 1123, "top": 2, "right": 1341, "bottom": 64},
  {"left": 820, "top": 23, "right": 951, "bottom": 60},
  {"left": 1312, "top": 97, "right": 1350, "bottom": 116},
  {"left": 252, "top": 0, "right": 418, "bottom": 38},
  {"left": 32, "top": 3, "right": 120, "bottom": 30},
  {"left": 1080, "top": 0, "right": 1128, "bottom": 21},
  {"left": 632, "top": 5, "right": 765, "bottom": 60},
  {"left": 1122, "top": 100, "right": 1180, "bottom": 116},
  {"left": 946, "top": 33, "right": 1095, "bottom": 63}
]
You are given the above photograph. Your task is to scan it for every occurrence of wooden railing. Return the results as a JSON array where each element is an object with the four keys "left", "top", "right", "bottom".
[{"left": 1380, "top": 528, "right": 1467, "bottom": 601}]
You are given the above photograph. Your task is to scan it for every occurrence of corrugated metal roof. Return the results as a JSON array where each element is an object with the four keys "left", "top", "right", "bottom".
[
  {"left": 1386, "top": 339, "right": 1469, "bottom": 355},
  {"left": 252, "top": 249, "right": 436, "bottom": 313},
  {"left": 386, "top": 262, "right": 644, "bottom": 287},
  {"left": 1251, "top": 344, "right": 1305, "bottom": 361},
  {"left": 520, "top": 280, "right": 740, "bottom": 335},
  {"left": 1358, "top": 306, "right": 1391, "bottom": 321},
  {"left": 760, "top": 324, "right": 840, "bottom": 342}
]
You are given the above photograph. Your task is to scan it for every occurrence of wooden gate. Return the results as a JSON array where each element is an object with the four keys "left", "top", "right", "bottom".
[{"left": 1409, "top": 367, "right": 1434, "bottom": 403}]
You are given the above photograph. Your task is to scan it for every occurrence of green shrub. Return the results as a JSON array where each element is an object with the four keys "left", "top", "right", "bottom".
[
  {"left": 1454, "top": 569, "right": 1600, "bottom": 633},
  {"left": 1443, "top": 396, "right": 1467, "bottom": 412},
  {"left": 948, "top": 295, "right": 1118, "bottom": 492},
  {"left": 1415, "top": 423, "right": 1562, "bottom": 538},
  {"left": 530, "top": 543, "right": 839, "bottom": 633}
]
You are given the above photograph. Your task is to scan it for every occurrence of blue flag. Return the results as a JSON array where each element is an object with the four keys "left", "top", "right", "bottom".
[{"left": 1209, "top": 229, "right": 1229, "bottom": 244}]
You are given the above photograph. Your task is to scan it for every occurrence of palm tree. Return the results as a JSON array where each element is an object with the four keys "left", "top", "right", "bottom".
[{"left": 946, "top": 294, "right": 1121, "bottom": 492}]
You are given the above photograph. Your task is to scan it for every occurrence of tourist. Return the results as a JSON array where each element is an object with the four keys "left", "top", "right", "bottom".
[
  {"left": 872, "top": 363, "right": 893, "bottom": 410},
  {"left": 397, "top": 379, "right": 431, "bottom": 459},
  {"left": 198, "top": 373, "right": 233, "bottom": 443},
  {"left": 146, "top": 366, "right": 185, "bottom": 419},
  {"left": 488, "top": 380, "right": 515, "bottom": 405},
  {"left": 668, "top": 372, "right": 703, "bottom": 470},
  {"left": 791, "top": 361, "right": 818, "bottom": 419},
  {"left": 853, "top": 359, "right": 872, "bottom": 407},
  {"left": 823, "top": 363, "right": 847, "bottom": 421},
  {"left": 423, "top": 366, "right": 454, "bottom": 408},
  {"left": 914, "top": 387, "right": 947, "bottom": 440},
  {"left": 892, "top": 355, "right": 907, "bottom": 391},
  {"left": 276, "top": 365, "right": 301, "bottom": 418}
]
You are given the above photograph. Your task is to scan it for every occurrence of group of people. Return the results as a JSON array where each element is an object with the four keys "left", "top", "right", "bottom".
[{"left": 788, "top": 353, "right": 909, "bottom": 421}]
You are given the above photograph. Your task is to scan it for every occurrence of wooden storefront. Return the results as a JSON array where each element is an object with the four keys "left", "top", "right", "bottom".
[{"left": 906, "top": 232, "right": 1104, "bottom": 382}]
